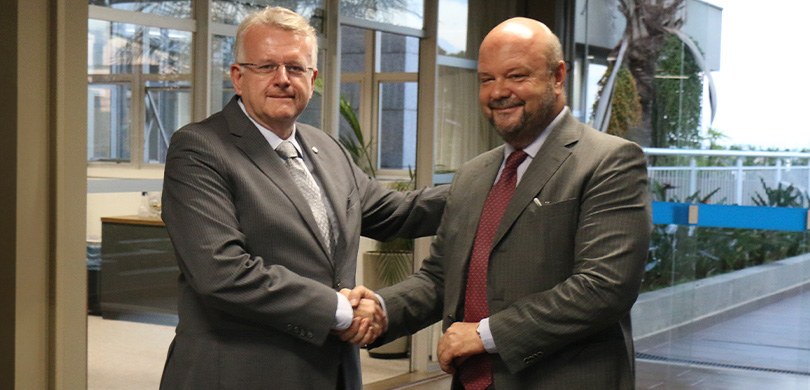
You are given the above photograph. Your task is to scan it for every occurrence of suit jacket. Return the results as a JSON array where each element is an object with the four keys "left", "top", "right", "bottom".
[
  {"left": 159, "top": 96, "right": 447, "bottom": 390},
  {"left": 378, "top": 111, "right": 651, "bottom": 389}
]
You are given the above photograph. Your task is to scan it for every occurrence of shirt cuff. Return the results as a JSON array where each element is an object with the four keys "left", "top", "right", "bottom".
[
  {"left": 375, "top": 293, "right": 389, "bottom": 318},
  {"left": 478, "top": 318, "right": 497, "bottom": 353},
  {"left": 334, "top": 292, "right": 353, "bottom": 330}
]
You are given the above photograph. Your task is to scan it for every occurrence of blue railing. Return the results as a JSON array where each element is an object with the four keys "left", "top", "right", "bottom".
[
  {"left": 646, "top": 148, "right": 810, "bottom": 231},
  {"left": 653, "top": 202, "right": 809, "bottom": 232}
]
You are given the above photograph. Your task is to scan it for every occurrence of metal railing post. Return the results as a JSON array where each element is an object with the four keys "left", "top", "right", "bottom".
[
  {"left": 735, "top": 157, "right": 744, "bottom": 205},
  {"left": 689, "top": 158, "right": 698, "bottom": 198},
  {"left": 776, "top": 159, "right": 783, "bottom": 185}
]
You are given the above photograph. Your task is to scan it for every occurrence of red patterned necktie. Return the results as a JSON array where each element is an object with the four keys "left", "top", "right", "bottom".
[{"left": 459, "top": 149, "right": 528, "bottom": 390}]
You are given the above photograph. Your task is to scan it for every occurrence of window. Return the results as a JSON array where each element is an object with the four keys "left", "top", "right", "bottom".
[
  {"left": 88, "top": 84, "right": 131, "bottom": 162},
  {"left": 340, "top": 27, "right": 419, "bottom": 176},
  {"left": 211, "top": 0, "right": 322, "bottom": 25},
  {"left": 87, "top": 18, "right": 192, "bottom": 165},
  {"left": 90, "top": 0, "right": 192, "bottom": 18},
  {"left": 340, "top": 0, "right": 423, "bottom": 30},
  {"left": 377, "top": 82, "right": 417, "bottom": 170}
]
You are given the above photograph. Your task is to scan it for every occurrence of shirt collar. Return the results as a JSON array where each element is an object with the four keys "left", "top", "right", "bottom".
[{"left": 238, "top": 98, "right": 303, "bottom": 156}]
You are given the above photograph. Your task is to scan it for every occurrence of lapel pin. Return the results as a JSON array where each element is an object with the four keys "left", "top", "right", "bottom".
[{"left": 311, "top": 146, "right": 319, "bottom": 154}]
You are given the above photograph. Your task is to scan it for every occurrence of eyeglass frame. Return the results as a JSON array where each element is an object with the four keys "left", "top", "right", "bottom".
[{"left": 237, "top": 62, "right": 315, "bottom": 77}]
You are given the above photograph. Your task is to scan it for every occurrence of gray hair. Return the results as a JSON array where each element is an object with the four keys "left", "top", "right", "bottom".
[
  {"left": 545, "top": 32, "right": 564, "bottom": 73},
  {"left": 234, "top": 6, "right": 318, "bottom": 66}
]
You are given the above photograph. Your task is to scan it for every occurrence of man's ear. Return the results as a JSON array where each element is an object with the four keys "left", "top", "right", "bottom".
[
  {"left": 230, "top": 64, "right": 244, "bottom": 96},
  {"left": 554, "top": 60, "right": 566, "bottom": 91}
]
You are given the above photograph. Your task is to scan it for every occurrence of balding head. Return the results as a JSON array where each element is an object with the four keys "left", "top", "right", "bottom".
[
  {"left": 481, "top": 17, "right": 563, "bottom": 76},
  {"left": 477, "top": 17, "right": 567, "bottom": 149}
]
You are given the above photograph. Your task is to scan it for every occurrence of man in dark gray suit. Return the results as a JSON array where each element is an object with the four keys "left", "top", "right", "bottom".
[
  {"left": 158, "top": 6, "right": 445, "bottom": 390},
  {"left": 352, "top": 17, "right": 651, "bottom": 389}
]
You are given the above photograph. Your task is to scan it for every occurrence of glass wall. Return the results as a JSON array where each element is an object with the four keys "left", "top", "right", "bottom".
[{"left": 573, "top": 1, "right": 810, "bottom": 387}]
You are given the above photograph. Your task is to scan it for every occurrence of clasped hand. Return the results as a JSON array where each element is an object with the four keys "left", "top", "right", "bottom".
[
  {"left": 335, "top": 286, "right": 388, "bottom": 346},
  {"left": 437, "top": 321, "right": 486, "bottom": 374}
]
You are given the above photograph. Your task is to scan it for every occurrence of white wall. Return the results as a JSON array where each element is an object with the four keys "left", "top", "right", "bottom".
[{"left": 87, "top": 165, "right": 164, "bottom": 240}]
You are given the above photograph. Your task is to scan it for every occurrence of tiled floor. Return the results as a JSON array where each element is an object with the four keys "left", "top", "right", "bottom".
[
  {"left": 389, "top": 288, "right": 810, "bottom": 389},
  {"left": 88, "top": 315, "right": 411, "bottom": 389},
  {"left": 90, "top": 288, "right": 810, "bottom": 389},
  {"left": 632, "top": 288, "right": 810, "bottom": 389}
]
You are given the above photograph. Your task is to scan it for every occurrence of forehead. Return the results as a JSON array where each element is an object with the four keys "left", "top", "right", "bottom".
[
  {"left": 243, "top": 25, "right": 314, "bottom": 61},
  {"left": 478, "top": 40, "right": 545, "bottom": 74}
]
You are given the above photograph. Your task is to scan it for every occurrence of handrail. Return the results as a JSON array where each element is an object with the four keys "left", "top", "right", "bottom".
[
  {"left": 644, "top": 147, "right": 810, "bottom": 159},
  {"left": 643, "top": 148, "right": 810, "bottom": 206},
  {"left": 652, "top": 201, "right": 810, "bottom": 232}
]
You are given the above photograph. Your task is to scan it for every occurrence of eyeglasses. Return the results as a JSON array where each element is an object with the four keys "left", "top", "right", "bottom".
[{"left": 238, "top": 63, "right": 314, "bottom": 77}]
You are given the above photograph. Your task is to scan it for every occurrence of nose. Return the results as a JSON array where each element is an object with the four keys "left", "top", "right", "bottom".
[
  {"left": 487, "top": 78, "right": 511, "bottom": 100},
  {"left": 269, "top": 67, "right": 292, "bottom": 86}
]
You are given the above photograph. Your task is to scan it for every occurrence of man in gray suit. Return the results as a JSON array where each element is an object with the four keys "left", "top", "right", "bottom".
[
  {"left": 353, "top": 17, "right": 651, "bottom": 389},
  {"left": 158, "top": 6, "right": 445, "bottom": 390}
]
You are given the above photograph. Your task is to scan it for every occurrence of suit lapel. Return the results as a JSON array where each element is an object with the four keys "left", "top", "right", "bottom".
[
  {"left": 454, "top": 148, "right": 505, "bottom": 265},
  {"left": 224, "top": 98, "right": 332, "bottom": 259},
  {"left": 491, "top": 113, "right": 579, "bottom": 247}
]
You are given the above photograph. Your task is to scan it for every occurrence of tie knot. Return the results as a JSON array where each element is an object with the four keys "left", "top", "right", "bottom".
[
  {"left": 276, "top": 140, "right": 299, "bottom": 160},
  {"left": 504, "top": 150, "right": 528, "bottom": 171}
]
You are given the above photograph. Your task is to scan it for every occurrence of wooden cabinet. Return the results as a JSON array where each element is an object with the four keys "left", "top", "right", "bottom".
[{"left": 100, "top": 216, "right": 178, "bottom": 323}]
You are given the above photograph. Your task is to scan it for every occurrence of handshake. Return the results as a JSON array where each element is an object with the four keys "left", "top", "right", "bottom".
[
  {"left": 332, "top": 285, "right": 487, "bottom": 375},
  {"left": 335, "top": 285, "right": 388, "bottom": 346}
]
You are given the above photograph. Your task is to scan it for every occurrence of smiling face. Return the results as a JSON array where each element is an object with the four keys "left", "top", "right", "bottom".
[
  {"left": 231, "top": 24, "right": 318, "bottom": 138},
  {"left": 477, "top": 19, "right": 566, "bottom": 149}
]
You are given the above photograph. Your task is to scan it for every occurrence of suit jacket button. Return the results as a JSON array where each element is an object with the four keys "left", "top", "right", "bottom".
[{"left": 307, "top": 331, "right": 314, "bottom": 339}]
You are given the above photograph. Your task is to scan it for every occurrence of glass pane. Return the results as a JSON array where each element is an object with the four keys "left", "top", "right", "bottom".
[
  {"left": 88, "top": 84, "right": 131, "bottom": 162},
  {"left": 88, "top": 20, "right": 137, "bottom": 75},
  {"left": 438, "top": 0, "right": 469, "bottom": 58},
  {"left": 297, "top": 49, "right": 327, "bottom": 129},
  {"left": 377, "top": 82, "right": 417, "bottom": 170},
  {"left": 434, "top": 66, "right": 489, "bottom": 174},
  {"left": 88, "top": 20, "right": 192, "bottom": 76},
  {"left": 142, "top": 27, "right": 192, "bottom": 75},
  {"left": 341, "top": 25, "right": 367, "bottom": 73},
  {"left": 339, "top": 82, "right": 362, "bottom": 149},
  {"left": 340, "top": 0, "right": 423, "bottom": 30},
  {"left": 89, "top": 0, "right": 192, "bottom": 19},
  {"left": 571, "top": 61, "right": 606, "bottom": 123},
  {"left": 211, "top": 35, "right": 236, "bottom": 113},
  {"left": 211, "top": 0, "right": 323, "bottom": 25},
  {"left": 143, "top": 81, "right": 191, "bottom": 164},
  {"left": 378, "top": 32, "right": 419, "bottom": 73}
]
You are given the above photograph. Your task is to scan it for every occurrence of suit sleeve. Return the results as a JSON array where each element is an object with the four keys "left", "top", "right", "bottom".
[
  {"left": 373, "top": 177, "right": 458, "bottom": 342},
  {"left": 352, "top": 166, "right": 449, "bottom": 241},
  {"left": 490, "top": 141, "right": 651, "bottom": 373},
  {"left": 162, "top": 128, "right": 338, "bottom": 345}
]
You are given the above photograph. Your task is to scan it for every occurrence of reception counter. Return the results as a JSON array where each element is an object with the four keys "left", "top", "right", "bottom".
[{"left": 100, "top": 215, "right": 178, "bottom": 323}]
